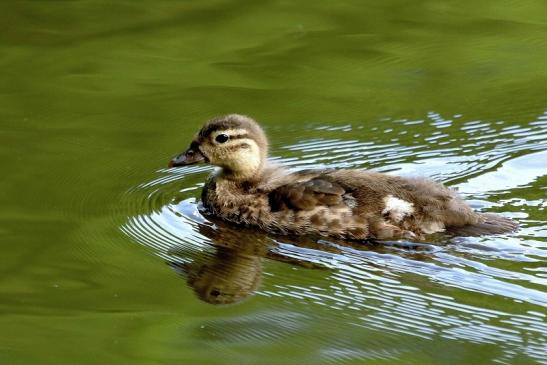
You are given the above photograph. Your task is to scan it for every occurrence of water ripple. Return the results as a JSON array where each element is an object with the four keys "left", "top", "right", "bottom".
[{"left": 121, "top": 112, "right": 547, "bottom": 364}]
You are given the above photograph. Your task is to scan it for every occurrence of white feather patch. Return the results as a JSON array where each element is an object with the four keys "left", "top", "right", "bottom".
[{"left": 382, "top": 195, "right": 414, "bottom": 222}]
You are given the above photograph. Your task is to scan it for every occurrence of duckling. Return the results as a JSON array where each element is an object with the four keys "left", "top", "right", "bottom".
[{"left": 169, "top": 114, "right": 517, "bottom": 241}]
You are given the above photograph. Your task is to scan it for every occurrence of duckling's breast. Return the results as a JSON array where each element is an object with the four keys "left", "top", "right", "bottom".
[
  {"left": 202, "top": 176, "right": 273, "bottom": 227},
  {"left": 203, "top": 178, "right": 368, "bottom": 239}
]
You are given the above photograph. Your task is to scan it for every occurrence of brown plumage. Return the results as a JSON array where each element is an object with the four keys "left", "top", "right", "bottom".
[{"left": 169, "top": 114, "right": 518, "bottom": 241}]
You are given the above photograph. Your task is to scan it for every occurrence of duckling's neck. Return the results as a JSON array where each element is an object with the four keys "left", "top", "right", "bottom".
[{"left": 220, "top": 164, "right": 264, "bottom": 182}]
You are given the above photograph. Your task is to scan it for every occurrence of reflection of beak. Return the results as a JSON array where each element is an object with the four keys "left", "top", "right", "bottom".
[{"left": 168, "top": 148, "right": 206, "bottom": 167}]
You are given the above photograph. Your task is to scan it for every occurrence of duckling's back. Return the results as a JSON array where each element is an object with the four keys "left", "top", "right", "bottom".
[{"left": 202, "top": 167, "right": 517, "bottom": 240}]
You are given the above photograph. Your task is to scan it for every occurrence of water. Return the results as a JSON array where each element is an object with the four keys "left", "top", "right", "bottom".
[{"left": 1, "top": 2, "right": 546, "bottom": 364}]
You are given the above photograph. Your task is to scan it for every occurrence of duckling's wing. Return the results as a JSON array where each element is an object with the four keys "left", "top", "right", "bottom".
[{"left": 268, "top": 177, "right": 346, "bottom": 211}]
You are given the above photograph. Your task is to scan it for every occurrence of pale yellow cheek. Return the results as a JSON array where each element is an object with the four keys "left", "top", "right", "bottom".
[
  {"left": 228, "top": 146, "right": 261, "bottom": 173},
  {"left": 202, "top": 137, "right": 263, "bottom": 179}
]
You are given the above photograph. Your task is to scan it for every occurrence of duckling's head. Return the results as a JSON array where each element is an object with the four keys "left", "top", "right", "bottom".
[{"left": 169, "top": 114, "right": 269, "bottom": 181}]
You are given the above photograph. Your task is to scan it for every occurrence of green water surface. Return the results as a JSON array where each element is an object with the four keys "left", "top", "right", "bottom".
[{"left": 1, "top": 1, "right": 547, "bottom": 364}]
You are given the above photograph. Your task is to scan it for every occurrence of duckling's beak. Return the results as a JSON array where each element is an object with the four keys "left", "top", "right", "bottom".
[{"left": 168, "top": 148, "right": 206, "bottom": 167}]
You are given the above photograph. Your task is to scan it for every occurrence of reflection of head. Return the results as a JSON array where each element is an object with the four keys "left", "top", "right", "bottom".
[
  {"left": 186, "top": 249, "right": 262, "bottom": 305},
  {"left": 168, "top": 220, "right": 272, "bottom": 305}
]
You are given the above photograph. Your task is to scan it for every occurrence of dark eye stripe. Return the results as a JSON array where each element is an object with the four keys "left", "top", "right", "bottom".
[
  {"left": 227, "top": 143, "right": 250, "bottom": 151},
  {"left": 210, "top": 133, "right": 249, "bottom": 142},
  {"left": 226, "top": 133, "right": 249, "bottom": 140}
]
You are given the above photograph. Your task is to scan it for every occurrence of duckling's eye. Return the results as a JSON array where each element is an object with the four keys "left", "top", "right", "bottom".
[
  {"left": 210, "top": 289, "right": 221, "bottom": 297},
  {"left": 215, "top": 134, "right": 229, "bottom": 143}
]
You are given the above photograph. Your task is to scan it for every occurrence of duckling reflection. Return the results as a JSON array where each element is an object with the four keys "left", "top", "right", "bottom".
[
  {"left": 167, "top": 218, "right": 331, "bottom": 305},
  {"left": 166, "top": 212, "right": 437, "bottom": 305},
  {"left": 182, "top": 247, "right": 262, "bottom": 305},
  {"left": 167, "top": 220, "right": 273, "bottom": 305}
]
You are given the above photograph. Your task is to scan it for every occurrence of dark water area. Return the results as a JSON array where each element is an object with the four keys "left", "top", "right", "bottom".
[{"left": 1, "top": 2, "right": 546, "bottom": 364}]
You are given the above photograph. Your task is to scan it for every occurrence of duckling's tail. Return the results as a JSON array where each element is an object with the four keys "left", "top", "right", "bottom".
[{"left": 446, "top": 213, "right": 518, "bottom": 237}]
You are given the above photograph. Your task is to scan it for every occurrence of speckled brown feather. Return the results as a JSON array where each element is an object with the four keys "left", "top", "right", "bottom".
[{"left": 269, "top": 177, "right": 345, "bottom": 211}]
